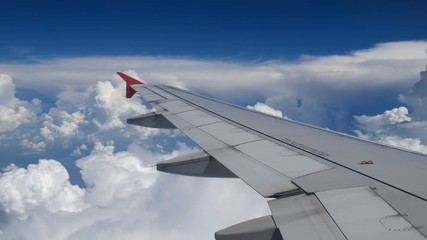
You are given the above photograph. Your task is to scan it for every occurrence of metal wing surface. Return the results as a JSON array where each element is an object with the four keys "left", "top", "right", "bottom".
[{"left": 118, "top": 72, "right": 427, "bottom": 240}]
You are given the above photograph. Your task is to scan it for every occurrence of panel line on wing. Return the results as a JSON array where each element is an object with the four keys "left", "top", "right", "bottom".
[
  {"left": 176, "top": 109, "right": 222, "bottom": 127},
  {"left": 199, "top": 121, "right": 262, "bottom": 146},
  {"left": 236, "top": 139, "right": 331, "bottom": 179},
  {"left": 159, "top": 101, "right": 196, "bottom": 114},
  {"left": 268, "top": 194, "right": 347, "bottom": 240},
  {"left": 144, "top": 85, "right": 177, "bottom": 99},
  {"left": 316, "top": 187, "right": 425, "bottom": 240}
]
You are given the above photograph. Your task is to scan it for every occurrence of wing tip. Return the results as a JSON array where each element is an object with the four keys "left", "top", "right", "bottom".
[
  {"left": 117, "top": 71, "right": 145, "bottom": 85},
  {"left": 117, "top": 71, "right": 144, "bottom": 98}
]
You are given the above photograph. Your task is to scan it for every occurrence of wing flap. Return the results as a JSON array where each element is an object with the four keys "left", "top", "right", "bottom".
[
  {"left": 268, "top": 194, "right": 346, "bottom": 240},
  {"left": 316, "top": 187, "right": 425, "bottom": 240},
  {"left": 236, "top": 140, "right": 331, "bottom": 179}
]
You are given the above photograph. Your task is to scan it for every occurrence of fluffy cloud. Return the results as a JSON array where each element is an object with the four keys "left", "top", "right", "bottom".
[
  {"left": 0, "top": 74, "right": 40, "bottom": 133},
  {"left": 0, "top": 72, "right": 159, "bottom": 156},
  {"left": 0, "top": 143, "right": 269, "bottom": 240},
  {"left": 76, "top": 142, "right": 159, "bottom": 206},
  {"left": 354, "top": 106, "right": 411, "bottom": 134},
  {"left": 0, "top": 160, "right": 86, "bottom": 218},
  {"left": 398, "top": 69, "right": 427, "bottom": 120},
  {"left": 0, "top": 74, "right": 15, "bottom": 103},
  {"left": 354, "top": 68, "right": 427, "bottom": 154},
  {"left": 246, "top": 102, "right": 286, "bottom": 118},
  {"left": 40, "top": 110, "right": 87, "bottom": 142},
  {"left": 53, "top": 75, "right": 159, "bottom": 144},
  {"left": 51, "top": 76, "right": 153, "bottom": 137},
  {"left": 72, "top": 144, "right": 88, "bottom": 157},
  {"left": 377, "top": 136, "right": 427, "bottom": 154},
  {"left": 20, "top": 139, "right": 47, "bottom": 152}
]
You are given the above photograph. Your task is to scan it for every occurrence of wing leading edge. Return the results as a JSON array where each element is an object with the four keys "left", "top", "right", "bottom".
[{"left": 118, "top": 72, "right": 427, "bottom": 240}]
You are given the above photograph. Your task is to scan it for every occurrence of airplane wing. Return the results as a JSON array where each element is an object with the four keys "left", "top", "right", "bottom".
[{"left": 118, "top": 72, "right": 427, "bottom": 240}]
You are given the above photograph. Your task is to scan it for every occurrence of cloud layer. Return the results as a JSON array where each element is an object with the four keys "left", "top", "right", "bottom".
[
  {"left": 2, "top": 41, "right": 426, "bottom": 128},
  {"left": 0, "top": 74, "right": 40, "bottom": 133}
]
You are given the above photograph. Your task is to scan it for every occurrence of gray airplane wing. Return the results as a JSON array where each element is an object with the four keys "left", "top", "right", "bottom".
[{"left": 118, "top": 72, "right": 427, "bottom": 240}]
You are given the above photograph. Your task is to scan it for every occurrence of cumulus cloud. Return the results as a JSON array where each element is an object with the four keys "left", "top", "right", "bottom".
[
  {"left": 20, "top": 139, "right": 47, "bottom": 152},
  {"left": 0, "top": 74, "right": 40, "bottom": 133},
  {"left": 0, "top": 74, "right": 15, "bottom": 104},
  {"left": 354, "top": 106, "right": 411, "bottom": 133},
  {"left": 72, "top": 144, "right": 88, "bottom": 157},
  {"left": 398, "top": 69, "right": 427, "bottom": 120},
  {"left": 0, "top": 143, "right": 269, "bottom": 240},
  {"left": 76, "top": 143, "right": 158, "bottom": 206},
  {"left": 0, "top": 160, "right": 86, "bottom": 218},
  {"left": 246, "top": 102, "right": 286, "bottom": 118},
  {"left": 53, "top": 78, "right": 159, "bottom": 145},
  {"left": 354, "top": 68, "right": 427, "bottom": 154},
  {"left": 40, "top": 110, "right": 87, "bottom": 142},
  {"left": 0, "top": 72, "right": 160, "bottom": 156},
  {"left": 377, "top": 136, "right": 427, "bottom": 154},
  {"left": 53, "top": 79, "right": 153, "bottom": 135}
]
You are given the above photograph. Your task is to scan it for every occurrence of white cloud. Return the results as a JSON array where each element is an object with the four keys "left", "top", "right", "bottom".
[
  {"left": 0, "top": 74, "right": 15, "bottom": 104},
  {"left": 354, "top": 68, "right": 427, "bottom": 153},
  {"left": 0, "top": 160, "right": 86, "bottom": 218},
  {"left": 0, "top": 143, "right": 269, "bottom": 240},
  {"left": 354, "top": 107, "right": 411, "bottom": 128},
  {"left": 0, "top": 105, "right": 34, "bottom": 132},
  {"left": 72, "top": 144, "right": 88, "bottom": 157},
  {"left": 0, "top": 73, "right": 160, "bottom": 155},
  {"left": 1, "top": 41, "right": 425, "bottom": 97},
  {"left": 91, "top": 81, "right": 145, "bottom": 130},
  {"left": 53, "top": 79, "right": 158, "bottom": 144},
  {"left": 20, "top": 139, "right": 47, "bottom": 152},
  {"left": 398, "top": 69, "right": 427, "bottom": 120},
  {"left": 246, "top": 102, "right": 286, "bottom": 118},
  {"left": 76, "top": 143, "right": 158, "bottom": 206},
  {"left": 40, "top": 110, "right": 87, "bottom": 142},
  {"left": 378, "top": 136, "right": 427, "bottom": 154},
  {"left": 0, "top": 74, "right": 40, "bottom": 133}
]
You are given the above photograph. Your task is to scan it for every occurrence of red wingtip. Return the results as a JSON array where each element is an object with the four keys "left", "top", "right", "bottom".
[
  {"left": 117, "top": 72, "right": 144, "bottom": 98},
  {"left": 117, "top": 72, "right": 144, "bottom": 85}
]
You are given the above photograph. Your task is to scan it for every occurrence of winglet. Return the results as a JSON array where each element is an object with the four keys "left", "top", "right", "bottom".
[{"left": 117, "top": 72, "right": 145, "bottom": 98}]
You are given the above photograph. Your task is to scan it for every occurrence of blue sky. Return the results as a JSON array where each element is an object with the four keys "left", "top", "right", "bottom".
[
  {"left": 0, "top": 1, "right": 427, "bottom": 239},
  {"left": 1, "top": 0, "right": 426, "bottom": 60}
]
